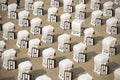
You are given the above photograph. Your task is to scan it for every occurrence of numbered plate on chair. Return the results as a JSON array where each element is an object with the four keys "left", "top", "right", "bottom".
[
  {"left": 34, "top": 26, "right": 42, "bottom": 34},
  {"left": 47, "top": 35, "right": 54, "bottom": 43},
  {"left": 1, "top": 3, "right": 7, "bottom": 11},
  {"left": 47, "top": 58, "right": 55, "bottom": 69},
  {"left": 31, "top": 48, "right": 39, "bottom": 57},
  {"left": 37, "top": 8, "right": 43, "bottom": 16},
  {"left": 54, "top": 0, "right": 60, "bottom": 7},
  {"left": 86, "top": 37, "right": 94, "bottom": 46},
  {"left": 64, "top": 70, "right": 72, "bottom": 80},
  {"left": 78, "top": 53, "right": 86, "bottom": 62},
  {"left": 79, "top": 11, "right": 86, "bottom": 19},
  {"left": 109, "top": 47, "right": 116, "bottom": 56},
  {"left": 111, "top": 26, "right": 118, "bottom": 34},
  {"left": 20, "top": 40, "right": 28, "bottom": 48},
  {"left": 50, "top": 15, "right": 57, "bottom": 22},
  {"left": 95, "top": 18, "right": 102, "bottom": 26},
  {"left": 7, "top": 31, "right": 15, "bottom": 40},
  {"left": 67, "top": 5, "right": 73, "bottom": 13},
  {"left": 106, "top": 9, "right": 113, "bottom": 17},
  {"left": 22, "top": 73, "right": 31, "bottom": 80},
  {"left": 63, "top": 43, "right": 71, "bottom": 52},
  {"left": 22, "top": 19, "right": 29, "bottom": 27},
  {"left": 100, "top": 64, "right": 108, "bottom": 75},
  {"left": 64, "top": 21, "right": 71, "bottom": 30},
  {"left": 7, "top": 60, "right": 16, "bottom": 70},
  {"left": 94, "top": 3, "right": 101, "bottom": 10},
  {"left": 10, "top": 11, "right": 17, "bottom": 19},
  {"left": 28, "top": 3, "right": 33, "bottom": 10}
]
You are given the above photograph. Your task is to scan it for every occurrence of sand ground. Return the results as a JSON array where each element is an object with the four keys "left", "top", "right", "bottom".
[{"left": 0, "top": 0, "right": 120, "bottom": 80}]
